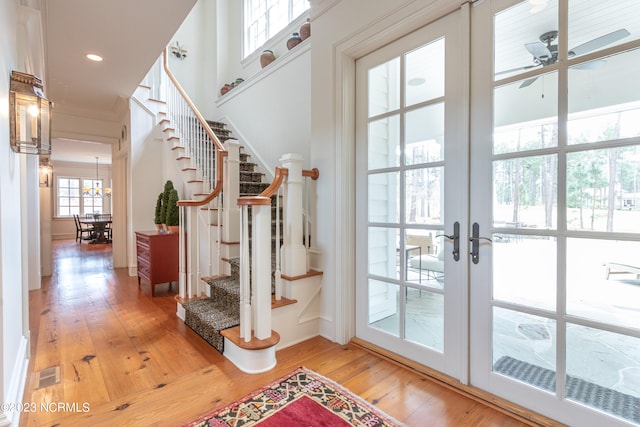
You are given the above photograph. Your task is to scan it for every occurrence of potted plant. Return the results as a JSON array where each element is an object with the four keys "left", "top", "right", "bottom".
[
  {"left": 159, "top": 180, "right": 174, "bottom": 231},
  {"left": 165, "top": 188, "right": 180, "bottom": 234},
  {"left": 154, "top": 192, "right": 163, "bottom": 232}
]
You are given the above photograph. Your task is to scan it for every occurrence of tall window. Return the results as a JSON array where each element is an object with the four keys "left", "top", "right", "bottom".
[
  {"left": 244, "top": 0, "right": 309, "bottom": 57},
  {"left": 57, "top": 176, "right": 104, "bottom": 217}
]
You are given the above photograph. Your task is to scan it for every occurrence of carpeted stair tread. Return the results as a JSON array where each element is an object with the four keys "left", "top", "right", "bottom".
[{"left": 183, "top": 298, "right": 240, "bottom": 353}]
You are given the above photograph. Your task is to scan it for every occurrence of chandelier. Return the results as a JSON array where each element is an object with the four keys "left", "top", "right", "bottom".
[{"left": 83, "top": 157, "right": 111, "bottom": 197}]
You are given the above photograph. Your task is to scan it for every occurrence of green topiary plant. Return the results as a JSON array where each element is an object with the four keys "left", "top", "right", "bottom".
[
  {"left": 159, "top": 180, "right": 174, "bottom": 226},
  {"left": 154, "top": 192, "right": 163, "bottom": 225},
  {"left": 165, "top": 188, "right": 180, "bottom": 231}
]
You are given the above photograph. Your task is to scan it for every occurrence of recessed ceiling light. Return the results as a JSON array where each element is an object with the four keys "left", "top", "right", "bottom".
[
  {"left": 86, "top": 53, "right": 103, "bottom": 62},
  {"left": 408, "top": 77, "right": 426, "bottom": 86}
]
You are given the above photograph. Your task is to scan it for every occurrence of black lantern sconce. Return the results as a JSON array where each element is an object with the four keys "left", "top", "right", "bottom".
[{"left": 9, "top": 71, "right": 52, "bottom": 155}]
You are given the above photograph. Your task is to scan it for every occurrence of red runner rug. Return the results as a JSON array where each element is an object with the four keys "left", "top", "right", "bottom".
[{"left": 184, "top": 366, "right": 406, "bottom": 426}]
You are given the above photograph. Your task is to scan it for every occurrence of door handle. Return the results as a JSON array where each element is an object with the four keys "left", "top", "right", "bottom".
[
  {"left": 436, "top": 221, "right": 460, "bottom": 261},
  {"left": 470, "top": 222, "right": 492, "bottom": 264}
]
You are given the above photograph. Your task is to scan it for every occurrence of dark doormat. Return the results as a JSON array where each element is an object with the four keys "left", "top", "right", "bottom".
[{"left": 493, "top": 355, "right": 640, "bottom": 424}]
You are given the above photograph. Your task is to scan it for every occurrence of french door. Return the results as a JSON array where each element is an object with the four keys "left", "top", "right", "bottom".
[
  {"left": 355, "top": 10, "right": 469, "bottom": 380},
  {"left": 355, "top": 0, "right": 640, "bottom": 425},
  {"left": 470, "top": 1, "right": 640, "bottom": 426}
]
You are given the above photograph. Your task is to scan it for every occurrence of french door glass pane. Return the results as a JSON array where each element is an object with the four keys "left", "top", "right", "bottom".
[
  {"left": 368, "top": 58, "right": 400, "bottom": 117},
  {"left": 405, "top": 288, "right": 443, "bottom": 352},
  {"left": 368, "top": 279, "right": 399, "bottom": 336},
  {"left": 405, "top": 38, "right": 445, "bottom": 107},
  {"left": 368, "top": 115, "right": 400, "bottom": 169},
  {"left": 494, "top": 73, "right": 558, "bottom": 155},
  {"left": 568, "top": 48, "right": 640, "bottom": 145},
  {"left": 493, "top": 235, "right": 556, "bottom": 311},
  {"left": 405, "top": 167, "right": 442, "bottom": 225},
  {"left": 405, "top": 229, "right": 443, "bottom": 285},
  {"left": 492, "top": 307, "right": 557, "bottom": 392},
  {"left": 368, "top": 172, "right": 399, "bottom": 223},
  {"left": 566, "top": 324, "right": 640, "bottom": 424},
  {"left": 493, "top": 154, "right": 557, "bottom": 230},
  {"left": 368, "top": 227, "right": 399, "bottom": 280},
  {"left": 566, "top": 238, "right": 640, "bottom": 329},
  {"left": 405, "top": 103, "right": 444, "bottom": 165},
  {"left": 568, "top": 0, "right": 640, "bottom": 61},
  {"left": 493, "top": 0, "right": 559, "bottom": 80},
  {"left": 567, "top": 146, "right": 640, "bottom": 233}
]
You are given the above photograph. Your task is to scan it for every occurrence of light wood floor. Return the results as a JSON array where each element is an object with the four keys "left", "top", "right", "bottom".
[{"left": 21, "top": 240, "right": 532, "bottom": 426}]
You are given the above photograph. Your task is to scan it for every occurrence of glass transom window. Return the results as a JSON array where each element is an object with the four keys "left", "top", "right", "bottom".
[{"left": 244, "top": 0, "right": 309, "bottom": 58}]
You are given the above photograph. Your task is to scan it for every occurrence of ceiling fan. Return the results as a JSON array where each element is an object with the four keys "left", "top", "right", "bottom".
[{"left": 499, "top": 28, "right": 630, "bottom": 88}]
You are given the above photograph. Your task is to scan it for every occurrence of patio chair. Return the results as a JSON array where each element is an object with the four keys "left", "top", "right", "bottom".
[{"left": 406, "top": 234, "right": 444, "bottom": 281}]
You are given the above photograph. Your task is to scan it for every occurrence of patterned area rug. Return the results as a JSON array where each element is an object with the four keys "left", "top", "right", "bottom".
[{"left": 183, "top": 367, "right": 406, "bottom": 427}]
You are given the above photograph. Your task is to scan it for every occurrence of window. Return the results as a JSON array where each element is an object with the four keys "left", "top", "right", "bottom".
[
  {"left": 56, "top": 176, "right": 104, "bottom": 217},
  {"left": 244, "top": 0, "right": 309, "bottom": 57}
]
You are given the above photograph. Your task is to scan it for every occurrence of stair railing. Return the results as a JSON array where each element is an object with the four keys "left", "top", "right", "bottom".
[
  {"left": 237, "top": 154, "right": 319, "bottom": 342},
  {"left": 160, "top": 48, "right": 228, "bottom": 299}
]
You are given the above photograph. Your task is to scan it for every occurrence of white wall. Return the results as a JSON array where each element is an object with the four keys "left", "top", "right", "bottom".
[
  {"left": 128, "top": 99, "right": 164, "bottom": 272},
  {"left": 167, "top": 0, "right": 218, "bottom": 119},
  {"left": 215, "top": 45, "right": 311, "bottom": 173},
  {"left": 0, "top": 1, "right": 34, "bottom": 424}
]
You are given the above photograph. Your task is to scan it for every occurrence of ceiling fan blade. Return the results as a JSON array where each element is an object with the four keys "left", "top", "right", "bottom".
[
  {"left": 519, "top": 77, "right": 539, "bottom": 88},
  {"left": 568, "top": 28, "right": 630, "bottom": 57},
  {"left": 525, "top": 41, "right": 551, "bottom": 60},
  {"left": 573, "top": 59, "right": 606, "bottom": 70}
]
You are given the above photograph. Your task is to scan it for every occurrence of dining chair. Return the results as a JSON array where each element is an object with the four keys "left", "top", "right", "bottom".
[
  {"left": 73, "top": 214, "right": 93, "bottom": 243},
  {"left": 98, "top": 213, "right": 113, "bottom": 242}
]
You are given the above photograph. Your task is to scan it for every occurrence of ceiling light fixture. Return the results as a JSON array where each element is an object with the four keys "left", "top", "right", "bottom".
[
  {"left": 83, "top": 157, "right": 110, "bottom": 197},
  {"left": 408, "top": 77, "right": 426, "bottom": 86},
  {"left": 86, "top": 53, "right": 103, "bottom": 62}
]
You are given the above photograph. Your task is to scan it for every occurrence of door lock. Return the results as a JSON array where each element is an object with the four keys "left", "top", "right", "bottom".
[
  {"left": 436, "top": 221, "right": 460, "bottom": 261},
  {"left": 470, "top": 222, "right": 492, "bottom": 264}
]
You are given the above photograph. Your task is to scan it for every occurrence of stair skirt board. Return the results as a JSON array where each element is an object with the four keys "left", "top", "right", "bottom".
[{"left": 183, "top": 298, "right": 240, "bottom": 353}]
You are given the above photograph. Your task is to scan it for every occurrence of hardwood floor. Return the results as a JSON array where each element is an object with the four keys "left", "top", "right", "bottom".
[{"left": 21, "top": 240, "right": 533, "bottom": 426}]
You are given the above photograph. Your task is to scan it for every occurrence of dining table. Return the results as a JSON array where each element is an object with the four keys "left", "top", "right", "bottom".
[{"left": 79, "top": 217, "right": 112, "bottom": 244}]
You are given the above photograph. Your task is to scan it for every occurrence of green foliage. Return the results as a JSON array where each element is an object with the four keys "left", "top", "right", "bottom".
[
  {"left": 154, "top": 192, "right": 163, "bottom": 224},
  {"left": 159, "top": 180, "right": 174, "bottom": 224},
  {"left": 165, "top": 188, "right": 179, "bottom": 226}
]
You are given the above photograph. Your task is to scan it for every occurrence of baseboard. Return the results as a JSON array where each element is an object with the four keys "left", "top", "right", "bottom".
[{"left": 1, "top": 335, "right": 29, "bottom": 426}]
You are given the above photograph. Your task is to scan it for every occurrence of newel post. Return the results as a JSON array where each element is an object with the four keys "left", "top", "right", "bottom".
[
  {"left": 280, "top": 153, "right": 307, "bottom": 277},
  {"left": 223, "top": 140, "right": 241, "bottom": 273}
]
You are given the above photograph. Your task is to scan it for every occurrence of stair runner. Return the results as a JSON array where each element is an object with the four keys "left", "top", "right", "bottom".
[{"left": 183, "top": 121, "right": 271, "bottom": 353}]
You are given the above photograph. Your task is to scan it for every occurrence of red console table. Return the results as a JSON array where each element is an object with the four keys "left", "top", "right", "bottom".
[{"left": 135, "top": 231, "right": 179, "bottom": 296}]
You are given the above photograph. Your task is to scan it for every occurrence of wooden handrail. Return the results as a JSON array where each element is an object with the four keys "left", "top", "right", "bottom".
[
  {"left": 302, "top": 168, "right": 319, "bottom": 180},
  {"left": 237, "top": 167, "right": 289, "bottom": 206},
  {"left": 177, "top": 151, "right": 228, "bottom": 207},
  {"left": 163, "top": 49, "right": 226, "bottom": 153}
]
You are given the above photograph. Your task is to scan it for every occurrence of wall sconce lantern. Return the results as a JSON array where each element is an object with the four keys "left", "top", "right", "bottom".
[
  {"left": 39, "top": 156, "right": 53, "bottom": 187},
  {"left": 170, "top": 41, "right": 187, "bottom": 60},
  {"left": 9, "top": 70, "right": 52, "bottom": 155}
]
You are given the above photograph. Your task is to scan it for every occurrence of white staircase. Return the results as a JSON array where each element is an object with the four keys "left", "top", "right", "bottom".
[{"left": 133, "top": 51, "right": 323, "bottom": 373}]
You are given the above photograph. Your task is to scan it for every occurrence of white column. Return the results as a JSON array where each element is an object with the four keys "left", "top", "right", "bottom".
[
  {"left": 253, "top": 202, "right": 272, "bottom": 340},
  {"left": 280, "top": 153, "right": 307, "bottom": 277}
]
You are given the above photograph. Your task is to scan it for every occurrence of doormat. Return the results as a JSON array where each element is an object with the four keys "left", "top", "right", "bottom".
[
  {"left": 183, "top": 366, "right": 406, "bottom": 426},
  {"left": 494, "top": 355, "right": 640, "bottom": 423}
]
